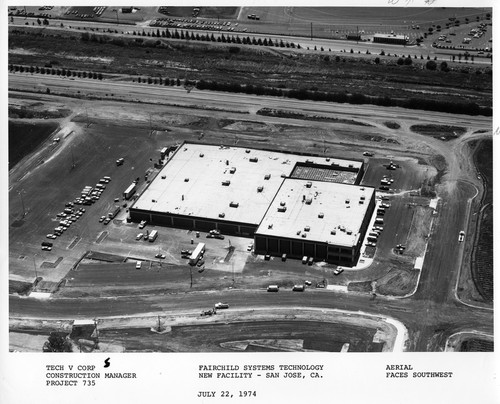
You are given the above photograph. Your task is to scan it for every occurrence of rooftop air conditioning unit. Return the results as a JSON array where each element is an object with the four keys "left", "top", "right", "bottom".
[
  {"left": 222, "top": 180, "right": 231, "bottom": 186},
  {"left": 199, "top": 153, "right": 204, "bottom": 157},
  {"left": 277, "top": 206, "right": 287, "bottom": 212},
  {"left": 229, "top": 201, "right": 239, "bottom": 208},
  {"left": 304, "top": 226, "right": 310, "bottom": 232},
  {"left": 318, "top": 212, "right": 324, "bottom": 218},
  {"left": 184, "top": 178, "right": 189, "bottom": 182},
  {"left": 219, "top": 212, "right": 225, "bottom": 218},
  {"left": 264, "top": 174, "right": 271, "bottom": 180},
  {"left": 230, "top": 167, "right": 236, "bottom": 174},
  {"left": 249, "top": 157, "right": 258, "bottom": 162},
  {"left": 306, "top": 182, "right": 312, "bottom": 188},
  {"left": 331, "top": 229, "right": 336, "bottom": 235},
  {"left": 257, "top": 186, "right": 263, "bottom": 192},
  {"left": 305, "top": 198, "right": 312, "bottom": 205}
]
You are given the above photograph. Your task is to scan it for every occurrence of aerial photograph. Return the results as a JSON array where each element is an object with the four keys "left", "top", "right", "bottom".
[{"left": 7, "top": 5, "right": 493, "bottom": 354}]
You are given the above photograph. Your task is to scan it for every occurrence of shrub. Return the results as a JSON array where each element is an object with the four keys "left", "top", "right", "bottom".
[{"left": 426, "top": 60, "right": 437, "bottom": 70}]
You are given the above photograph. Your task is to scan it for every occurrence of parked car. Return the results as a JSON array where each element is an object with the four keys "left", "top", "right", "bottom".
[
  {"left": 333, "top": 267, "right": 344, "bottom": 275},
  {"left": 155, "top": 253, "right": 166, "bottom": 259},
  {"left": 99, "top": 216, "right": 106, "bottom": 223},
  {"left": 135, "top": 261, "right": 142, "bottom": 269},
  {"left": 46, "top": 234, "right": 57, "bottom": 239},
  {"left": 103, "top": 218, "right": 111, "bottom": 225},
  {"left": 214, "top": 302, "right": 229, "bottom": 309}
]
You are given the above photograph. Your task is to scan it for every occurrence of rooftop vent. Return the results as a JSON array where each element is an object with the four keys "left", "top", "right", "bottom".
[
  {"left": 349, "top": 164, "right": 353, "bottom": 168},
  {"left": 318, "top": 212, "right": 324, "bottom": 218},
  {"left": 305, "top": 197, "right": 312, "bottom": 205},
  {"left": 304, "top": 226, "right": 310, "bottom": 232},
  {"left": 347, "top": 229, "right": 353, "bottom": 235},
  {"left": 161, "top": 175, "right": 166, "bottom": 179},
  {"left": 359, "top": 200, "right": 364, "bottom": 204},
  {"left": 306, "top": 182, "right": 312, "bottom": 188},
  {"left": 199, "top": 153, "right": 204, "bottom": 158},
  {"left": 249, "top": 157, "right": 258, "bottom": 163},
  {"left": 184, "top": 178, "right": 189, "bottom": 182},
  {"left": 345, "top": 199, "right": 350, "bottom": 204},
  {"left": 230, "top": 167, "right": 236, "bottom": 174},
  {"left": 245, "top": 149, "right": 250, "bottom": 153},
  {"left": 331, "top": 229, "right": 337, "bottom": 235},
  {"left": 257, "top": 186, "right": 264, "bottom": 193},
  {"left": 296, "top": 230, "right": 301, "bottom": 235},
  {"left": 277, "top": 206, "right": 287, "bottom": 212},
  {"left": 301, "top": 233, "right": 307, "bottom": 238},
  {"left": 360, "top": 196, "right": 366, "bottom": 200},
  {"left": 280, "top": 201, "right": 286, "bottom": 206},
  {"left": 219, "top": 212, "right": 225, "bottom": 218},
  {"left": 326, "top": 158, "right": 330, "bottom": 162},
  {"left": 229, "top": 201, "right": 239, "bottom": 208},
  {"left": 281, "top": 173, "right": 287, "bottom": 178},
  {"left": 222, "top": 180, "right": 231, "bottom": 186},
  {"left": 264, "top": 174, "right": 271, "bottom": 180},
  {"left": 268, "top": 224, "right": 273, "bottom": 229}
]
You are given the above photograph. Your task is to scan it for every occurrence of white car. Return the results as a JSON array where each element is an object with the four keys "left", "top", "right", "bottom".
[
  {"left": 136, "top": 233, "right": 143, "bottom": 241},
  {"left": 458, "top": 231, "right": 465, "bottom": 242},
  {"left": 136, "top": 261, "right": 142, "bottom": 270},
  {"left": 46, "top": 234, "right": 57, "bottom": 239},
  {"left": 214, "top": 302, "right": 229, "bottom": 309},
  {"left": 333, "top": 267, "right": 344, "bottom": 275}
]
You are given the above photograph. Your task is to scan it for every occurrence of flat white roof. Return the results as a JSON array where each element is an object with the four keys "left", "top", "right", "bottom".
[
  {"left": 132, "top": 143, "right": 362, "bottom": 226},
  {"left": 256, "top": 178, "right": 375, "bottom": 248}
]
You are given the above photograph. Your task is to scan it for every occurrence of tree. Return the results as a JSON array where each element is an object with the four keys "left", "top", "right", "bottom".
[
  {"left": 397, "top": 57, "right": 404, "bottom": 65},
  {"left": 440, "top": 61, "right": 449, "bottom": 72},
  {"left": 426, "top": 60, "right": 437, "bottom": 70},
  {"left": 404, "top": 56, "right": 412, "bottom": 65},
  {"left": 43, "top": 333, "right": 72, "bottom": 352},
  {"left": 374, "top": 57, "right": 380, "bottom": 64}
]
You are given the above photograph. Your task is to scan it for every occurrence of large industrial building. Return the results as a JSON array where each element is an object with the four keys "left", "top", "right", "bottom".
[{"left": 130, "top": 142, "right": 375, "bottom": 266}]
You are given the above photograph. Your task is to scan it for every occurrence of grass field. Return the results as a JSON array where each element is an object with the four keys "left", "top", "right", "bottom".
[{"left": 8, "top": 121, "right": 59, "bottom": 169}]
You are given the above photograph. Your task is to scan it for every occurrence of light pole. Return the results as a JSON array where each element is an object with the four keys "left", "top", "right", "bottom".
[{"left": 93, "top": 318, "right": 99, "bottom": 349}]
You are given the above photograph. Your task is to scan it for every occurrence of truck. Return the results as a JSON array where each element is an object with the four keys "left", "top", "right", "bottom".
[
  {"left": 123, "top": 183, "right": 137, "bottom": 200},
  {"left": 148, "top": 230, "right": 158, "bottom": 242},
  {"left": 189, "top": 242, "right": 205, "bottom": 265},
  {"left": 108, "top": 205, "right": 121, "bottom": 219}
]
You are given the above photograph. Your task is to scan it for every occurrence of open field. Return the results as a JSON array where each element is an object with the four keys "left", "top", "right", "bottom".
[{"left": 8, "top": 121, "right": 59, "bottom": 169}]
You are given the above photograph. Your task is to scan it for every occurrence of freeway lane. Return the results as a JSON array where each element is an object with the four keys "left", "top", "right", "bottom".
[{"left": 8, "top": 73, "right": 493, "bottom": 129}]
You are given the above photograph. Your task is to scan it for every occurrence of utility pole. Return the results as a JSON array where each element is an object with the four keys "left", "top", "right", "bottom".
[
  {"left": 310, "top": 22, "right": 313, "bottom": 40},
  {"left": 189, "top": 265, "right": 193, "bottom": 288},
  {"left": 149, "top": 112, "right": 153, "bottom": 136}
]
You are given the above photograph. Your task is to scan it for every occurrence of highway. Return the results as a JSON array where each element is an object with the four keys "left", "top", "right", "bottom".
[{"left": 8, "top": 73, "right": 493, "bottom": 129}]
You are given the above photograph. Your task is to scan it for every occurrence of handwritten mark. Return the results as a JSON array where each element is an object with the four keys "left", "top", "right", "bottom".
[{"left": 104, "top": 357, "right": 111, "bottom": 368}]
